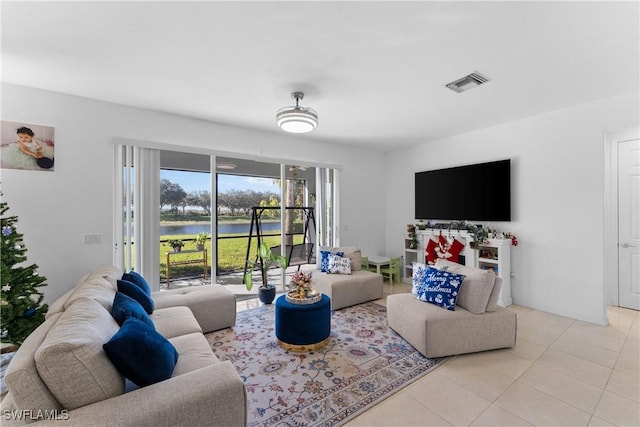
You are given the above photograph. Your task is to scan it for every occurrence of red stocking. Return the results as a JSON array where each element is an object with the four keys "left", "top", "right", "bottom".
[
  {"left": 436, "top": 235, "right": 450, "bottom": 260},
  {"left": 447, "top": 238, "right": 465, "bottom": 264},
  {"left": 425, "top": 238, "right": 438, "bottom": 264}
]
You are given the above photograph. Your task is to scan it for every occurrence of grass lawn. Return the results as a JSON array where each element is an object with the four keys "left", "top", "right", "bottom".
[{"left": 159, "top": 233, "right": 303, "bottom": 280}]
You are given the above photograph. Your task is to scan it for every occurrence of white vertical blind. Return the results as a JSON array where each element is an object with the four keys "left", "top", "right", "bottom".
[
  {"left": 315, "top": 167, "right": 324, "bottom": 247},
  {"left": 134, "top": 147, "right": 160, "bottom": 290},
  {"left": 333, "top": 169, "right": 341, "bottom": 247},
  {"left": 315, "top": 167, "right": 340, "bottom": 248},
  {"left": 114, "top": 144, "right": 161, "bottom": 291},
  {"left": 113, "top": 145, "right": 125, "bottom": 270}
]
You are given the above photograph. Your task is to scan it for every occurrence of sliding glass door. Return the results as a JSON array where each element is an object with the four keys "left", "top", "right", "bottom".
[{"left": 115, "top": 142, "right": 339, "bottom": 291}]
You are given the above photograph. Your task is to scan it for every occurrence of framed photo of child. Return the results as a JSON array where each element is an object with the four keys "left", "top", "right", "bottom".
[{"left": 1, "top": 121, "right": 55, "bottom": 171}]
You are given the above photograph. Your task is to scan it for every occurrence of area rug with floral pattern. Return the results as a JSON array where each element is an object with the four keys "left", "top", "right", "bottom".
[{"left": 205, "top": 301, "right": 447, "bottom": 426}]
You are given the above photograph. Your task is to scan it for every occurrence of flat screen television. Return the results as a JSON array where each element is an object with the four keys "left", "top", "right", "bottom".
[{"left": 415, "top": 159, "right": 511, "bottom": 221}]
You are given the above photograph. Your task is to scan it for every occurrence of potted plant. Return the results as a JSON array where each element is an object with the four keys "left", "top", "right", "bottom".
[
  {"left": 194, "top": 232, "right": 209, "bottom": 250},
  {"left": 244, "top": 241, "right": 289, "bottom": 304},
  {"left": 465, "top": 222, "right": 488, "bottom": 249},
  {"left": 406, "top": 224, "right": 419, "bottom": 249},
  {"left": 168, "top": 239, "right": 185, "bottom": 253}
]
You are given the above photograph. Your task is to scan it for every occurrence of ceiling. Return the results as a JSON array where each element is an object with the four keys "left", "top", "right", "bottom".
[{"left": 2, "top": 1, "right": 638, "bottom": 152}]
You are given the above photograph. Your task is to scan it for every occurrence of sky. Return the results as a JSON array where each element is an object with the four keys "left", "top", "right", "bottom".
[{"left": 161, "top": 170, "right": 280, "bottom": 194}]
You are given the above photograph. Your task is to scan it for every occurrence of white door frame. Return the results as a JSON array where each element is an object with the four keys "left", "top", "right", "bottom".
[{"left": 603, "top": 126, "right": 640, "bottom": 309}]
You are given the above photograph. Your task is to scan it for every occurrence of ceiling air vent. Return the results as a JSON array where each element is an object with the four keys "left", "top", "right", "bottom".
[{"left": 445, "top": 71, "right": 490, "bottom": 93}]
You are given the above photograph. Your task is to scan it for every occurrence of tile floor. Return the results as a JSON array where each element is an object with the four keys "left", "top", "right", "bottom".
[{"left": 236, "top": 282, "right": 640, "bottom": 426}]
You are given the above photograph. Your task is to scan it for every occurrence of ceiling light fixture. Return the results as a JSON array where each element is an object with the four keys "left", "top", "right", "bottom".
[{"left": 276, "top": 92, "right": 318, "bottom": 133}]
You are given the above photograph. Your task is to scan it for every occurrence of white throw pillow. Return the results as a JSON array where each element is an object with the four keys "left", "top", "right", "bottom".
[{"left": 328, "top": 254, "right": 352, "bottom": 275}]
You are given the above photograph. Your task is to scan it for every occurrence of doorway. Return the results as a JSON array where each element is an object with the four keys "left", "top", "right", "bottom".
[{"left": 604, "top": 127, "right": 640, "bottom": 311}]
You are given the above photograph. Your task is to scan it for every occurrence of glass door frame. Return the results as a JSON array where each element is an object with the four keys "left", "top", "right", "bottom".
[{"left": 113, "top": 137, "right": 340, "bottom": 289}]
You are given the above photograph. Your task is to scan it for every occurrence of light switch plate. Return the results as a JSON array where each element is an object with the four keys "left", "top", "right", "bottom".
[{"left": 84, "top": 233, "right": 102, "bottom": 244}]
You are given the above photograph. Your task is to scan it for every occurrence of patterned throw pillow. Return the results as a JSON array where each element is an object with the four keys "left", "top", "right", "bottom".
[
  {"left": 320, "top": 250, "right": 344, "bottom": 273},
  {"left": 416, "top": 266, "right": 465, "bottom": 311},
  {"left": 328, "top": 254, "right": 352, "bottom": 274},
  {"left": 412, "top": 262, "right": 429, "bottom": 295}
]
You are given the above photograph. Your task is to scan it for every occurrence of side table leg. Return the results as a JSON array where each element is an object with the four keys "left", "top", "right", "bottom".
[
  {"left": 204, "top": 249, "right": 208, "bottom": 280},
  {"left": 166, "top": 252, "right": 170, "bottom": 288}
]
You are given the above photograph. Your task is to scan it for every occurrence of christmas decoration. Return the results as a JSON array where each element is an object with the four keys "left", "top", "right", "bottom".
[
  {"left": 446, "top": 238, "right": 466, "bottom": 263},
  {"left": 1, "top": 197, "right": 48, "bottom": 345},
  {"left": 434, "top": 235, "right": 465, "bottom": 263},
  {"left": 406, "top": 224, "right": 418, "bottom": 249},
  {"left": 425, "top": 237, "right": 438, "bottom": 264}
]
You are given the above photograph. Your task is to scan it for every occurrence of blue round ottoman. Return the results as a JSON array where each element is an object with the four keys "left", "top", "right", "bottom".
[{"left": 275, "top": 294, "right": 331, "bottom": 352}]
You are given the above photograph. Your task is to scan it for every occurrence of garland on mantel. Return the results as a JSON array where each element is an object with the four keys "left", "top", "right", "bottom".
[{"left": 410, "top": 220, "right": 518, "bottom": 247}]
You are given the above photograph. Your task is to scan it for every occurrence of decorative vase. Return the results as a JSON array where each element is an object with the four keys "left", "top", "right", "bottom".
[
  {"left": 173, "top": 246, "right": 182, "bottom": 253},
  {"left": 258, "top": 284, "right": 276, "bottom": 304},
  {"left": 197, "top": 243, "right": 205, "bottom": 250}
]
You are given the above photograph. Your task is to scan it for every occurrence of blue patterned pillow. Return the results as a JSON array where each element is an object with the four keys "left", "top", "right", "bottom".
[
  {"left": 320, "top": 250, "right": 344, "bottom": 273},
  {"left": 412, "top": 262, "right": 429, "bottom": 295},
  {"left": 416, "top": 266, "right": 465, "bottom": 311}
]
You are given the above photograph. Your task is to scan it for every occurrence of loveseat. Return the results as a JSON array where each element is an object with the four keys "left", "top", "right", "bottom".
[
  {"left": 387, "top": 259, "right": 516, "bottom": 358},
  {"left": 1, "top": 265, "right": 246, "bottom": 426},
  {"left": 308, "top": 246, "right": 383, "bottom": 310}
]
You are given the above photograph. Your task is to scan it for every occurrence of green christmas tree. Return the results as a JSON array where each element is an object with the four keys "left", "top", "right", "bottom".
[{"left": 1, "top": 199, "right": 48, "bottom": 345}]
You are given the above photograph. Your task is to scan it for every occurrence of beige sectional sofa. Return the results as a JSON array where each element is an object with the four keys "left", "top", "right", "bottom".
[
  {"left": 1, "top": 265, "right": 246, "bottom": 426},
  {"left": 387, "top": 259, "right": 517, "bottom": 358},
  {"left": 309, "top": 246, "right": 383, "bottom": 310}
]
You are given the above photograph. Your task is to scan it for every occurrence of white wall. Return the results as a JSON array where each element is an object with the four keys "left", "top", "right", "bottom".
[
  {"left": 1, "top": 83, "right": 386, "bottom": 304},
  {"left": 386, "top": 92, "right": 639, "bottom": 325}
]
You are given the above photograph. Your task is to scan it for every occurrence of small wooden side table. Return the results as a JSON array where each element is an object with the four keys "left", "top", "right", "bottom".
[{"left": 166, "top": 249, "right": 208, "bottom": 287}]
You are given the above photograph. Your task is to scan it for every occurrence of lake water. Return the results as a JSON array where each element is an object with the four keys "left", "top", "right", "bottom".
[{"left": 160, "top": 221, "right": 281, "bottom": 236}]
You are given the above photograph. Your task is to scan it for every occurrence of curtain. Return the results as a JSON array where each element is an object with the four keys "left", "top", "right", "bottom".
[
  {"left": 114, "top": 144, "right": 161, "bottom": 290},
  {"left": 315, "top": 167, "right": 340, "bottom": 248}
]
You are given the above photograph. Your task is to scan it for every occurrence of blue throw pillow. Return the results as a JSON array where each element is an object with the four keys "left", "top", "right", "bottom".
[
  {"left": 320, "top": 250, "right": 344, "bottom": 273},
  {"left": 103, "top": 317, "right": 178, "bottom": 387},
  {"left": 111, "top": 292, "right": 155, "bottom": 329},
  {"left": 117, "top": 279, "right": 154, "bottom": 314},
  {"left": 122, "top": 271, "right": 151, "bottom": 295},
  {"left": 416, "top": 266, "right": 465, "bottom": 311}
]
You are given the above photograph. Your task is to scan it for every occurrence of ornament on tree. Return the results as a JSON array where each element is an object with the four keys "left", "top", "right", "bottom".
[{"left": 1, "top": 197, "right": 48, "bottom": 345}]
